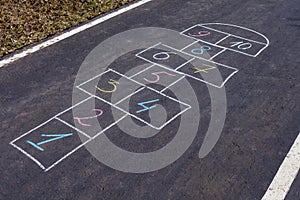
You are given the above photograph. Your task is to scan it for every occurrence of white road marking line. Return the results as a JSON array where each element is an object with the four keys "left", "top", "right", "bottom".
[
  {"left": 0, "top": 0, "right": 153, "bottom": 68},
  {"left": 262, "top": 132, "right": 300, "bottom": 200}
]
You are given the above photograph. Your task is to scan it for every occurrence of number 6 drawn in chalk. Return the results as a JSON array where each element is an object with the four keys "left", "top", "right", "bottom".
[
  {"left": 143, "top": 71, "right": 176, "bottom": 83},
  {"left": 153, "top": 51, "right": 177, "bottom": 60},
  {"left": 74, "top": 109, "right": 104, "bottom": 127},
  {"left": 95, "top": 79, "right": 119, "bottom": 93},
  {"left": 188, "top": 31, "right": 211, "bottom": 37}
]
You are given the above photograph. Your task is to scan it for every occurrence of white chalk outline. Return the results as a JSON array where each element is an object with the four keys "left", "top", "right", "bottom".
[
  {"left": 0, "top": 0, "right": 153, "bottom": 68},
  {"left": 180, "top": 41, "right": 226, "bottom": 61},
  {"left": 180, "top": 23, "right": 269, "bottom": 57},
  {"left": 136, "top": 43, "right": 238, "bottom": 88},
  {"left": 262, "top": 132, "right": 300, "bottom": 200},
  {"left": 128, "top": 64, "right": 155, "bottom": 78},
  {"left": 10, "top": 117, "right": 91, "bottom": 171},
  {"left": 215, "top": 35, "right": 231, "bottom": 45},
  {"left": 209, "top": 48, "right": 227, "bottom": 60},
  {"left": 45, "top": 114, "right": 129, "bottom": 172},
  {"left": 55, "top": 117, "right": 91, "bottom": 139}
]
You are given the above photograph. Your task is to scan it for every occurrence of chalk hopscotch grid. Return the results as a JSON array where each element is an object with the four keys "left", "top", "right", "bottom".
[
  {"left": 10, "top": 93, "right": 129, "bottom": 171},
  {"left": 10, "top": 24, "right": 270, "bottom": 172},
  {"left": 136, "top": 42, "right": 238, "bottom": 88},
  {"left": 77, "top": 68, "right": 192, "bottom": 130},
  {"left": 10, "top": 96, "right": 95, "bottom": 171},
  {"left": 10, "top": 118, "right": 91, "bottom": 171},
  {"left": 180, "top": 24, "right": 268, "bottom": 57}
]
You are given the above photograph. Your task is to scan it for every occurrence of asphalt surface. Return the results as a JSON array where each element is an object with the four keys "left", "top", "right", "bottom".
[{"left": 1, "top": 0, "right": 300, "bottom": 199}]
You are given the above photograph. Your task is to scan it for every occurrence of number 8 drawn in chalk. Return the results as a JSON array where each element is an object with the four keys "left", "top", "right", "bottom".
[{"left": 191, "top": 45, "right": 212, "bottom": 55}]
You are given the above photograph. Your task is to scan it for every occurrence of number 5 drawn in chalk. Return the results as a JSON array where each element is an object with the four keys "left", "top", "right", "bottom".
[
  {"left": 143, "top": 71, "right": 176, "bottom": 83},
  {"left": 188, "top": 31, "right": 211, "bottom": 37},
  {"left": 95, "top": 79, "right": 119, "bottom": 93},
  {"left": 74, "top": 109, "right": 104, "bottom": 127}
]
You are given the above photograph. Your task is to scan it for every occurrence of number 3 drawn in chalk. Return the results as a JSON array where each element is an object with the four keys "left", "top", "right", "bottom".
[
  {"left": 95, "top": 79, "right": 119, "bottom": 93},
  {"left": 74, "top": 109, "right": 104, "bottom": 127},
  {"left": 143, "top": 71, "right": 176, "bottom": 83},
  {"left": 188, "top": 31, "right": 211, "bottom": 37}
]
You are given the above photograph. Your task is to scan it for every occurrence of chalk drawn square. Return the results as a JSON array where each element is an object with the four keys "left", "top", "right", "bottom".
[
  {"left": 181, "top": 40, "right": 225, "bottom": 60},
  {"left": 181, "top": 25, "right": 229, "bottom": 44},
  {"left": 217, "top": 35, "right": 267, "bottom": 56},
  {"left": 78, "top": 70, "right": 143, "bottom": 105},
  {"left": 115, "top": 87, "right": 191, "bottom": 130},
  {"left": 136, "top": 43, "right": 193, "bottom": 70},
  {"left": 12, "top": 118, "right": 90, "bottom": 170},
  {"left": 176, "top": 58, "right": 238, "bottom": 88},
  {"left": 57, "top": 97, "right": 127, "bottom": 137},
  {"left": 131, "top": 64, "right": 184, "bottom": 92}
]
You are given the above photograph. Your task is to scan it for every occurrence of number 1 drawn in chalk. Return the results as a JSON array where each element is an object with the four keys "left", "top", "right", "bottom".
[
  {"left": 136, "top": 99, "right": 160, "bottom": 113},
  {"left": 95, "top": 79, "right": 119, "bottom": 93},
  {"left": 26, "top": 133, "right": 73, "bottom": 151},
  {"left": 143, "top": 71, "right": 176, "bottom": 83},
  {"left": 74, "top": 109, "right": 104, "bottom": 127},
  {"left": 193, "top": 64, "right": 216, "bottom": 73}
]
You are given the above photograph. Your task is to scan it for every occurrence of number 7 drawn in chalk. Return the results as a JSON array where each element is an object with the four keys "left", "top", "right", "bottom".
[
  {"left": 26, "top": 133, "right": 73, "bottom": 151},
  {"left": 192, "top": 64, "right": 216, "bottom": 73}
]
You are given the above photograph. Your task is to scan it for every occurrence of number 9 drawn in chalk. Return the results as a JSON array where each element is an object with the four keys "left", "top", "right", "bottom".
[{"left": 188, "top": 31, "right": 211, "bottom": 37}]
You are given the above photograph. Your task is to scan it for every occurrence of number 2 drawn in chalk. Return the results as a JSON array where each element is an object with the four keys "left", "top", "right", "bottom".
[
  {"left": 188, "top": 31, "right": 211, "bottom": 37},
  {"left": 74, "top": 109, "right": 104, "bottom": 127},
  {"left": 192, "top": 64, "right": 216, "bottom": 73},
  {"left": 95, "top": 79, "right": 119, "bottom": 93},
  {"left": 230, "top": 41, "right": 252, "bottom": 50},
  {"left": 143, "top": 71, "right": 176, "bottom": 83}
]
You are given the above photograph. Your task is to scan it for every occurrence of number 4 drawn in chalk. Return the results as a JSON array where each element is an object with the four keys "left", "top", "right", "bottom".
[
  {"left": 26, "top": 133, "right": 73, "bottom": 151},
  {"left": 136, "top": 99, "right": 160, "bottom": 113}
]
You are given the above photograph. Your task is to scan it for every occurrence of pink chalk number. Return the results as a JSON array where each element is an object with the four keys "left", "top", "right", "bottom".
[
  {"left": 144, "top": 71, "right": 176, "bottom": 83},
  {"left": 188, "top": 31, "right": 211, "bottom": 37},
  {"left": 74, "top": 109, "right": 104, "bottom": 127}
]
